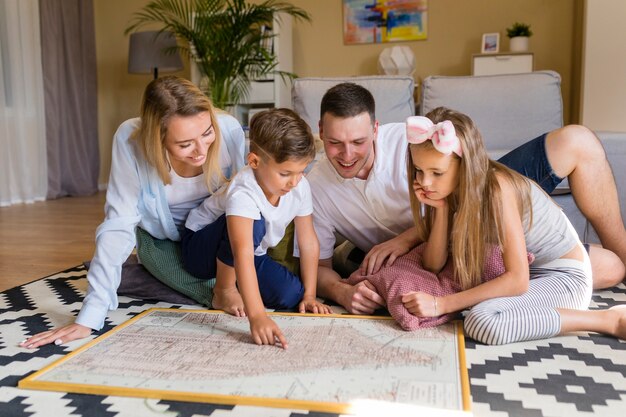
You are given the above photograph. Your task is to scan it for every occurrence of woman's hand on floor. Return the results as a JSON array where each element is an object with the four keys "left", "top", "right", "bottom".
[{"left": 19, "top": 323, "right": 92, "bottom": 349}]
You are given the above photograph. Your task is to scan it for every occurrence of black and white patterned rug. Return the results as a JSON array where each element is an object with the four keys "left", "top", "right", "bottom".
[{"left": 1, "top": 266, "right": 625, "bottom": 417}]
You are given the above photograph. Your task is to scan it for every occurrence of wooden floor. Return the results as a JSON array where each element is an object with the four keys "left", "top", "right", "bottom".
[{"left": 0, "top": 192, "right": 106, "bottom": 292}]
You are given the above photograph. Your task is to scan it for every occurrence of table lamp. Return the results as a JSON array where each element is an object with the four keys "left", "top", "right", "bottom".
[{"left": 128, "top": 31, "right": 183, "bottom": 79}]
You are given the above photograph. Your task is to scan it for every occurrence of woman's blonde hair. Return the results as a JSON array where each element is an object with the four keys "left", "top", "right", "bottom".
[
  {"left": 407, "top": 107, "right": 532, "bottom": 290},
  {"left": 132, "top": 75, "right": 223, "bottom": 191}
]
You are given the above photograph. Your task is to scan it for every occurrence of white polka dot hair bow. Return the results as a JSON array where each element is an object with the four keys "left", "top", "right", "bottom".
[{"left": 406, "top": 116, "right": 463, "bottom": 157}]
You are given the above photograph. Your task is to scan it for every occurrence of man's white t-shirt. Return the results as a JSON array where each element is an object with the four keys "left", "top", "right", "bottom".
[
  {"left": 305, "top": 122, "right": 414, "bottom": 260},
  {"left": 186, "top": 165, "right": 313, "bottom": 256}
]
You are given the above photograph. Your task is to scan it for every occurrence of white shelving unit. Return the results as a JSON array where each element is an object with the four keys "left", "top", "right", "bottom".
[
  {"left": 472, "top": 52, "right": 533, "bottom": 76},
  {"left": 190, "top": 15, "right": 293, "bottom": 126}
]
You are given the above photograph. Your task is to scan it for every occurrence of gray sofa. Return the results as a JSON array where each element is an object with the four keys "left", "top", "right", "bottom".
[
  {"left": 292, "top": 72, "right": 626, "bottom": 244},
  {"left": 292, "top": 75, "right": 415, "bottom": 133}
]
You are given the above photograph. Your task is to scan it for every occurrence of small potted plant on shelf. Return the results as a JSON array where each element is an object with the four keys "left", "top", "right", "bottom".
[{"left": 506, "top": 22, "right": 533, "bottom": 52}]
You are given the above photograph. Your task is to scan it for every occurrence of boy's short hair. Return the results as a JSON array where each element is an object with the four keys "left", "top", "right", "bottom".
[
  {"left": 320, "top": 82, "right": 375, "bottom": 124},
  {"left": 249, "top": 108, "right": 316, "bottom": 163}
]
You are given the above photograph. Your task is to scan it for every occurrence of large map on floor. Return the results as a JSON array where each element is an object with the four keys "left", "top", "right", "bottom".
[{"left": 20, "top": 309, "right": 470, "bottom": 414}]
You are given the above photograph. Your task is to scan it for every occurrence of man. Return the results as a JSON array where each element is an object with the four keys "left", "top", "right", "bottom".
[{"left": 305, "top": 83, "right": 626, "bottom": 314}]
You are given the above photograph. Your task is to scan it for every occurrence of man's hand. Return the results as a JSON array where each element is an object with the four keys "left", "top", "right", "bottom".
[
  {"left": 343, "top": 280, "right": 386, "bottom": 315},
  {"left": 401, "top": 291, "right": 440, "bottom": 317},
  {"left": 249, "top": 315, "right": 288, "bottom": 349},
  {"left": 361, "top": 237, "right": 412, "bottom": 276},
  {"left": 19, "top": 323, "right": 93, "bottom": 349}
]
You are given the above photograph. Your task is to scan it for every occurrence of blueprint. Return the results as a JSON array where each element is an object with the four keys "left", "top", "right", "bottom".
[{"left": 22, "top": 309, "right": 468, "bottom": 412}]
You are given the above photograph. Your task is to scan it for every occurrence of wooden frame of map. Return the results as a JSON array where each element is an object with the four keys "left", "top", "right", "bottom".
[{"left": 20, "top": 308, "right": 471, "bottom": 414}]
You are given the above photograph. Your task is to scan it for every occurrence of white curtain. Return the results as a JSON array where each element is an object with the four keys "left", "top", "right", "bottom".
[{"left": 0, "top": 0, "right": 47, "bottom": 207}]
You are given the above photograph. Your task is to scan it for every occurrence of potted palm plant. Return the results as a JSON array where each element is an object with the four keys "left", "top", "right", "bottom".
[
  {"left": 506, "top": 22, "right": 533, "bottom": 52},
  {"left": 125, "top": 0, "right": 310, "bottom": 109}
]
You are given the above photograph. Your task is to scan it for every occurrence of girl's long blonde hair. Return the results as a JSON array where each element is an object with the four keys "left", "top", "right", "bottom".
[
  {"left": 407, "top": 107, "right": 532, "bottom": 290},
  {"left": 132, "top": 75, "right": 223, "bottom": 192}
]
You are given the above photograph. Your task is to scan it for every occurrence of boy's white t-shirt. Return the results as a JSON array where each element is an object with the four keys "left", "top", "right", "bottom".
[{"left": 186, "top": 165, "right": 313, "bottom": 256}]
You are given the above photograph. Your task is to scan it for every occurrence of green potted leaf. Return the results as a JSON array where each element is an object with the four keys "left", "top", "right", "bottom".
[
  {"left": 506, "top": 22, "right": 532, "bottom": 52},
  {"left": 125, "top": 0, "right": 311, "bottom": 109}
]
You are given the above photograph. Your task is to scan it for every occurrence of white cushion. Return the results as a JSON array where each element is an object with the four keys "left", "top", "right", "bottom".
[{"left": 292, "top": 76, "right": 415, "bottom": 133}]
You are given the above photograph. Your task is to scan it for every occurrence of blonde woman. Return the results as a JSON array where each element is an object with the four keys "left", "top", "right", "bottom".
[{"left": 21, "top": 76, "right": 245, "bottom": 348}]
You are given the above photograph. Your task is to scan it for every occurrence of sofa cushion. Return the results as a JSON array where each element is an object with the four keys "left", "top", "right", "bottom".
[
  {"left": 292, "top": 76, "right": 415, "bottom": 133},
  {"left": 420, "top": 71, "right": 563, "bottom": 159}
]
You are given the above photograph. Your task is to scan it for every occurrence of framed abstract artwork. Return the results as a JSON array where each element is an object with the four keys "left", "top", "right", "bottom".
[{"left": 343, "top": 0, "right": 428, "bottom": 44}]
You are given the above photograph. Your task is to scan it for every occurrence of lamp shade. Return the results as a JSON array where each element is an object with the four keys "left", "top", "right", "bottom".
[{"left": 128, "top": 31, "right": 183, "bottom": 78}]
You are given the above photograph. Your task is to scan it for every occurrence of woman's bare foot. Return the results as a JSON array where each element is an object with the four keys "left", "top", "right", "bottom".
[
  {"left": 212, "top": 287, "right": 246, "bottom": 317},
  {"left": 610, "top": 305, "right": 626, "bottom": 340}
]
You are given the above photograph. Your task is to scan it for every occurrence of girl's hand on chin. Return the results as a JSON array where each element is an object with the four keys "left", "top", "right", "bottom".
[{"left": 414, "top": 182, "right": 447, "bottom": 209}]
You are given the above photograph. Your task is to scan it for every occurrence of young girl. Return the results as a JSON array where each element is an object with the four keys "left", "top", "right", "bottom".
[
  {"left": 21, "top": 76, "right": 245, "bottom": 348},
  {"left": 372, "top": 107, "right": 625, "bottom": 344},
  {"left": 182, "top": 108, "right": 331, "bottom": 349}
]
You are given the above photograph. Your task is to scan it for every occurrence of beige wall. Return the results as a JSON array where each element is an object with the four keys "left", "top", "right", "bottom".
[
  {"left": 289, "top": 0, "right": 578, "bottom": 119},
  {"left": 94, "top": 0, "right": 189, "bottom": 186},
  {"left": 95, "top": 0, "right": 580, "bottom": 185},
  {"left": 581, "top": 0, "right": 626, "bottom": 131}
]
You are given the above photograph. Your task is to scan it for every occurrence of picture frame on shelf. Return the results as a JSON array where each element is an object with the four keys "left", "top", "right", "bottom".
[{"left": 481, "top": 32, "right": 500, "bottom": 53}]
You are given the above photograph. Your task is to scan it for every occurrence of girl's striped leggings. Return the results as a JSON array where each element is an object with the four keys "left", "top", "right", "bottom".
[{"left": 464, "top": 257, "right": 593, "bottom": 345}]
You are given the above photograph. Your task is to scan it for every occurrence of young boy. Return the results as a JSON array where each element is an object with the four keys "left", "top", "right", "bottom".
[{"left": 182, "top": 108, "right": 331, "bottom": 349}]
